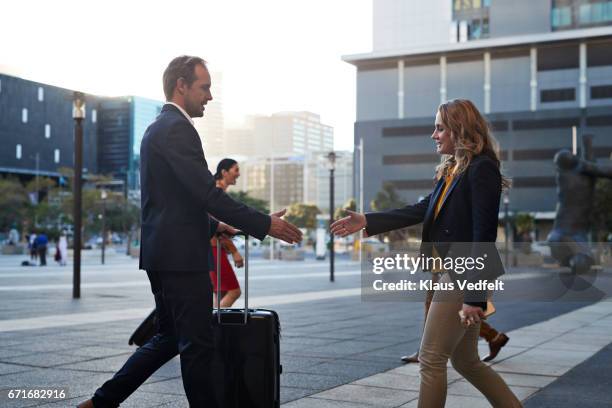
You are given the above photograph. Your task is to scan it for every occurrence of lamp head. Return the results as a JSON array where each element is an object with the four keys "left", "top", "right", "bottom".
[
  {"left": 72, "top": 92, "right": 86, "bottom": 119},
  {"left": 327, "top": 151, "right": 337, "bottom": 170}
]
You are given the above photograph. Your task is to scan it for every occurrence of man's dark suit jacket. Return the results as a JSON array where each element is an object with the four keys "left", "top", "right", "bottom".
[
  {"left": 139, "top": 104, "right": 271, "bottom": 272},
  {"left": 365, "top": 154, "right": 504, "bottom": 306}
]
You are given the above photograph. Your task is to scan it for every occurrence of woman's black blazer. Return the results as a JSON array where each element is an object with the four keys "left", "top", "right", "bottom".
[{"left": 365, "top": 154, "right": 504, "bottom": 306}]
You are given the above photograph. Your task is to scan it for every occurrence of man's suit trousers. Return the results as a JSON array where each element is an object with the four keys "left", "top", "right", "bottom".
[{"left": 92, "top": 269, "right": 218, "bottom": 407}]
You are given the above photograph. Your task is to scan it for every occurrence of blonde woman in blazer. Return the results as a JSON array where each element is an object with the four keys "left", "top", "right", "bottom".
[{"left": 332, "top": 99, "right": 521, "bottom": 408}]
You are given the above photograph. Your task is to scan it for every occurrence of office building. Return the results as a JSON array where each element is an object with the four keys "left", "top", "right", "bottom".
[
  {"left": 232, "top": 151, "right": 352, "bottom": 213},
  {"left": 225, "top": 111, "right": 334, "bottom": 158},
  {"left": 0, "top": 73, "right": 99, "bottom": 181},
  {"left": 0, "top": 73, "right": 163, "bottom": 192},
  {"left": 193, "top": 71, "right": 225, "bottom": 157},
  {"left": 345, "top": 0, "right": 612, "bottom": 214}
]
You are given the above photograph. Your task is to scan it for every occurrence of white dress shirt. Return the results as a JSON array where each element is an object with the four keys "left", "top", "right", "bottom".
[{"left": 165, "top": 102, "right": 194, "bottom": 126}]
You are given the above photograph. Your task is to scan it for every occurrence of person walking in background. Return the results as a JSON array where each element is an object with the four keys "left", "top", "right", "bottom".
[
  {"left": 210, "top": 158, "right": 244, "bottom": 307},
  {"left": 54, "top": 240, "right": 61, "bottom": 265},
  {"left": 29, "top": 232, "right": 38, "bottom": 262},
  {"left": 332, "top": 99, "right": 521, "bottom": 407},
  {"left": 58, "top": 231, "right": 68, "bottom": 266},
  {"left": 35, "top": 232, "right": 48, "bottom": 266},
  {"left": 401, "top": 300, "right": 509, "bottom": 363}
]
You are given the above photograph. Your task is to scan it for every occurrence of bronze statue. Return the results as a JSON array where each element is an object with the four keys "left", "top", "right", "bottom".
[{"left": 548, "top": 135, "right": 612, "bottom": 273}]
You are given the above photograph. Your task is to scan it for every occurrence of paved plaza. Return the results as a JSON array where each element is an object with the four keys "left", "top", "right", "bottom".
[{"left": 0, "top": 248, "right": 611, "bottom": 407}]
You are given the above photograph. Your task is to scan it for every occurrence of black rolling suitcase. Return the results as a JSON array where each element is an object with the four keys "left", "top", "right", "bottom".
[
  {"left": 128, "top": 233, "right": 281, "bottom": 407},
  {"left": 211, "top": 232, "right": 281, "bottom": 407}
]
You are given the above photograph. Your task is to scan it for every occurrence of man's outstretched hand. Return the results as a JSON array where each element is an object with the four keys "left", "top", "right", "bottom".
[
  {"left": 330, "top": 210, "right": 367, "bottom": 237},
  {"left": 268, "top": 209, "right": 302, "bottom": 244}
]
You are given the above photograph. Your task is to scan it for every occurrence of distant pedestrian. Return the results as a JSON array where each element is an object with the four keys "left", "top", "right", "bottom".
[
  {"left": 54, "top": 241, "right": 61, "bottom": 264},
  {"left": 58, "top": 232, "right": 68, "bottom": 266},
  {"left": 8, "top": 226, "right": 19, "bottom": 245},
  {"left": 29, "top": 233, "right": 38, "bottom": 261},
  {"left": 35, "top": 232, "right": 48, "bottom": 266}
]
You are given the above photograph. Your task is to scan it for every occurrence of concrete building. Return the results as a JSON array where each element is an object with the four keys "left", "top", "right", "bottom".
[
  {"left": 223, "top": 127, "right": 254, "bottom": 157},
  {"left": 233, "top": 151, "right": 352, "bottom": 214},
  {"left": 193, "top": 71, "right": 225, "bottom": 158},
  {"left": 225, "top": 111, "right": 334, "bottom": 157},
  {"left": 223, "top": 111, "right": 341, "bottom": 212},
  {"left": 345, "top": 0, "right": 612, "bottom": 214}
]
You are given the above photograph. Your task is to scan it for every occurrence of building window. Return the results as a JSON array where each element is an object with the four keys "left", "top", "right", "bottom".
[
  {"left": 538, "top": 44, "right": 579, "bottom": 70},
  {"left": 552, "top": 5, "right": 572, "bottom": 28},
  {"left": 453, "top": 0, "right": 490, "bottom": 11},
  {"left": 453, "top": 0, "right": 490, "bottom": 41},
  {"left": 588, "top": 40, "right": 612, "bottom": 66},
  {"left": 467, "top": 18, "right": 489, "bottom": 40},
  {"left": 92, "top": 109, "right": 97, "bottom": 123},
  {"left": 16, "top": 144, "right": 22, "bottom": 159},
  {"left": 552, "top": 0, "right": 612, "bottom": 30},
  {"left": 591, "top": 85, "right": 612, "bottom": 99},
  {"left": 579, "top": 2, "right": 612, "bottom": 25},
  {"left": 54, "top": 149, "right": 60, "bottom": 163},
  {"left": 38, "top": 87, "right": 44, "bottom": 102},
  {"left": 541, "top": 88, "right": 576, "bottom": 102},
  {"left": 45, "top": 124, "right": 51, "bottom": 138},
  {"left": 22, "top": 108, "right": 28, "bottom": 123}
]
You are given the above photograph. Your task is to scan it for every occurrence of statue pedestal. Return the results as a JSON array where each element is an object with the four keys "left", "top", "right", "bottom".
[
  {"left": 515, "top": 252, "right": 544, "bottom": 267},
  {"left": 1, "top": 244, "right": 27, "bottom": 255}
]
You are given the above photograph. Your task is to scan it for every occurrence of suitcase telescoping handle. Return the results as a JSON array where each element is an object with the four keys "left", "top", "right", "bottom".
[{"left": 216, "top": 231, "right": 249, "bottom": 325}]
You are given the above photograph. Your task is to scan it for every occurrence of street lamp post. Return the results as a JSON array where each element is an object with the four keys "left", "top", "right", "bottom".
[
  {"left": 269, "top": 156, "right": 275, "bottom": 261},
  {"left": 72, "top": 92, "right": 85, "bottom": 299},
  {"left": 328, "top": 151, "right": 336, "bottom": 282},
  {"left": 31, "top": 152, "right": 41, "bottom": 227},
  {"left": 503, "top": 192, "right": 510, "bottom": 268},
  {"left": 101, "top": 189, "right": 108, "bottom": 265}
]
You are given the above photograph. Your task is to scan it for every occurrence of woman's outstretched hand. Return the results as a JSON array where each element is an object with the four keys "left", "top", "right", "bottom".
[{"left": 330, "top": 210, "right": 367, "bottom": 237}]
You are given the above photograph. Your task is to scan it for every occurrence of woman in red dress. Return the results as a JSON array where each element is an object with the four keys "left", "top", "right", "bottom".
[{"left": 210, "top": 158, "right": 244, "bottom": 307}]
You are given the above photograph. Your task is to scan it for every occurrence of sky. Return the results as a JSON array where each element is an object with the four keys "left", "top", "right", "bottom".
[{"left": 0, "top": 0, "right": 372, "bottom": 152}]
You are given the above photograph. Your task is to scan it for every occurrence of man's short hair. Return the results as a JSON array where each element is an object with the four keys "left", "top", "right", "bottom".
[{"left": 162, "top": 55, "right": 207, "bottom": 101}]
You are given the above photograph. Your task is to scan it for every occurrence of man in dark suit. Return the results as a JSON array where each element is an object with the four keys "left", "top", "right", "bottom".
[{"left": 78, "top": 55, "right": 302, "bottom": 408}]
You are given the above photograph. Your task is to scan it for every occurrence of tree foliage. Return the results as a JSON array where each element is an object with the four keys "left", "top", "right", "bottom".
[
  {"left": 592, "top": 178, "right": 612, "bottom": 241},
  {"left": 0, "top": 178, "right": 30, "bottom": 232},
  {"left": 514, "top": 212, "right": 535, "bottom": 235},
  {"left": 285, "top": 203, "right": 320, "bottom": 229},
  {"left": 334, "top": 198, "right": 356, "bottom": 220},
  {"left": 0, "top": 172, "right": 142, "bottom": 244},
  {"left": 371, "top": 183, "right": 406, "bottom": 212},
  {"left": 370, "top": 182, "right": 411, "bottom": 245},
  {"left": 227, "top": 191, "right": 269, "bottom": 214}
]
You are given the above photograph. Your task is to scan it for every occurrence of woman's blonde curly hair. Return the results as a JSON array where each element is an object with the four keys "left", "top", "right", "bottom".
[{"left": 435, "top": 99, "right": 511, "bottom": 190}]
